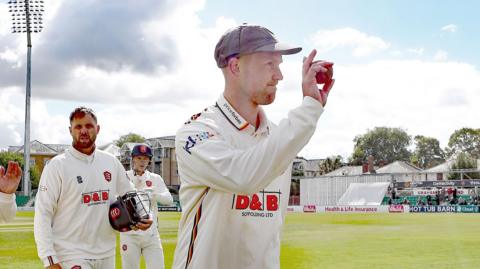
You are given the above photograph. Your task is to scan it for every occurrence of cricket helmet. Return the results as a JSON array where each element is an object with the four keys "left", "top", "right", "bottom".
[
  {"left": 109, "top": 191, "right": 152, "bottom": 232},
  {"left": 131, "top": 144, "right": 153, "bottom": 159}
]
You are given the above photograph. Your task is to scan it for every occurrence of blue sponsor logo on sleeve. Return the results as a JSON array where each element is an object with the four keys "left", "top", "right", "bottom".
[{"left": 183, "top": 131, "right": 214, "bottom": 154}]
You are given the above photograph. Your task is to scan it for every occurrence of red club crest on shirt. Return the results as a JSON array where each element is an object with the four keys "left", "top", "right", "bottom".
[
  {"left": 122, "top": 244, "right": 128, "bottom": 251},
  {"left": 104, "top": 171, "right": 112, "bottom": 182},
  {"left": 71, "top": 266, "right": 81, "bottom": 269},
  {"left": 146, "top": 180, "right": 152, "bottom": 187}
]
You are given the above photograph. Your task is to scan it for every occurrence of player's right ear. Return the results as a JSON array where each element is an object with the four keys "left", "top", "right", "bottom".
[{"left": 227, "top": 57, "right": 240, "bottom": 75}]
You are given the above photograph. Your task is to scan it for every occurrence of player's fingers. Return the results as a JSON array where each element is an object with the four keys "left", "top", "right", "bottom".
[
  {"left": 302, "top": 49, "right": 317, "bottom": 76},
  {"left": 135, "top": 217, "right": 153, "bottom": 230},
  {"left": 6, "top": 161, "right": 21, "bottom": 179},
  {"left": 306, "top": 63, "right": 327, "bottom": 82},
  {"left": 318, "top": 79, "right": 334, "bottom": 106},
  {"left": 12, "top": 162, "right": 22, "bottom": 179},
  {"left": 0, "top": 166, "right": 5, "bottom": 176},
  {"left": 313, "top": 60, "right": 334, "bottom": 68},
  {"left": 322, "top": 78, "right": 335, "bottom": 95},
  {"left": 311, "top": 60, "right": 333, "bottom": 73},
  {"left": 136, "top": 223, "right": 150, "bottom": 231}
]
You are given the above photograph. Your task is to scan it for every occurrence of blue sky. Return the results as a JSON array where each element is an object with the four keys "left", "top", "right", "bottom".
[
  {"left": 200, "top": 0, "right": 480, "bottom": 64},
  {"left": 0, "top": 0, "right": 479, "bottom": 160}
]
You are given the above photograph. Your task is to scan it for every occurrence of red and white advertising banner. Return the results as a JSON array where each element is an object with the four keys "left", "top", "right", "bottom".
[
  {"left": 388, "top": 205, "right": 410, "bottom": 213},
  {"left": 303, "top": 205, "right": 317, "bottom": 213}
]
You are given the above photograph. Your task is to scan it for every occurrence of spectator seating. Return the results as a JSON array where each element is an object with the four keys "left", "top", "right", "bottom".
[{"left": 381, "top": 195, "right": 473, "bottom": 205}]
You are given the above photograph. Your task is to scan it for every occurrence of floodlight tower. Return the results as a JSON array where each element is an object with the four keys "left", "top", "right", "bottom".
[{"left": 8, "top": 0, "right": 44, "bottom": 196}]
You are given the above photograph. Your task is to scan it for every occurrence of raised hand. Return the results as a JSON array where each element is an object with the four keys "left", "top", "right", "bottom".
[
  {"left": 302, "top": 49, "right": 335, "bottom": 107},
  {"left": 0, "top": 161, "right": 22, "bottom": 194}
]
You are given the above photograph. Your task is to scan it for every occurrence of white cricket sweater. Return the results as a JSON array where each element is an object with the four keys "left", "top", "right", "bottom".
[
  {"left": 34, "top": 146, "right": 133, "bottom": 267},
  {"left": 172, "top": 95, "right": 323, "bottom": 269}
]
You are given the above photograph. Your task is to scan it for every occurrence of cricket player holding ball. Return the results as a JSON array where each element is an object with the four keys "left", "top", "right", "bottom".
[{"left": 172, "top": 24, "right": 334, "bottom": 269}]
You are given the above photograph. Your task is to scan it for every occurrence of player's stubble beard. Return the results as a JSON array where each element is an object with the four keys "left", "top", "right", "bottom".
[
  {"left": 257, "top": 81, "right": 277, "bottom": 105},
  {"left": 73, "top": 133, "right": 96, "bottom": 153}
]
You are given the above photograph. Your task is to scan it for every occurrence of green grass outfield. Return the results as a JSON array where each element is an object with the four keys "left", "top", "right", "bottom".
[{"left": 2, "top": 211, "right": 480, "bottom": 269}]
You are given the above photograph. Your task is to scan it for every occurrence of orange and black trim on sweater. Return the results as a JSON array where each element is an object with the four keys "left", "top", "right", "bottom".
[{"left": 185, "top": 188, "right": 210, "bottom": 269}]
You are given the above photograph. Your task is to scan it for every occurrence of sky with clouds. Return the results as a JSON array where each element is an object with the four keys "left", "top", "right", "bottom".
[{"left": 0, "top": 0, "right": 479, "bottom": 160}]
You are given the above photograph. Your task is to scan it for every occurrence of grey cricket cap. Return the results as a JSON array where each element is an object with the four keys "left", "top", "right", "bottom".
[{"left": 214, "top": 24, "right": 302, "bottom": 68}]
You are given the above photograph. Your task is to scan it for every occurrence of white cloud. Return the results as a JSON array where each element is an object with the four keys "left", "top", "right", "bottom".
[
  {"left": 0, "top": 88, "right": 24, "bottom": 149},
  {"left": 307, "top": 59, "right": 479, "bottom": 159},
  {"left": 0, "top": 88, "right": 68, "bottom": 151},
  {"left": 0, "top": 0, "right": 230, "bottom": 149},
  {"left": 310, "top": 28, "right": 390, "bottom": 57},
  {"left": 441, "top": 24, "right": 458, "bottom": 33},
  {"left": 252, "top": 56, "right": 480, "bottom": 160},
  {"left": 434, "top": 50, "right": 448, "bottom": 61},
  {"left": 0, "top": 49, "right": 21, "bottom": 69},
  {"left": 407, "top": 48, "right": 425, "bottom": 56},
  {"left": 1, "top": 1, "right": 479, "bottom": 162},
  {"left": 0, "top": 4, "right": 11, "bottom": 35}
]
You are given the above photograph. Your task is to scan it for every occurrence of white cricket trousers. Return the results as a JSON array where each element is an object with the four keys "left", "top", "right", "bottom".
[
  {"left": 60, "top": 256, "right": 115, "bottom": 269},
  {"left": 120, "top": 232, "right": 165, "bottom": 269}
]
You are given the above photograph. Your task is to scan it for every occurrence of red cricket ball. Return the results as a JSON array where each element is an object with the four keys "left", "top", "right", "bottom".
[{"left": 313, "top": 61, "right": 334, "bottom": 84}]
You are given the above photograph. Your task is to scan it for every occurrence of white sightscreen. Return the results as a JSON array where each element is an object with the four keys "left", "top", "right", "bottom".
[
  {"left": 337, "top": 182, "right": 390, "bottom": 205},
  {"left": 300, "top": 175, "right": 392, "bottom": 206}
]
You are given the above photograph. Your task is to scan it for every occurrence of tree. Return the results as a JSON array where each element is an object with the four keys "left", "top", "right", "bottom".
[
  {"left": 350, "top": 127, "right": 411, "bottom": 165},
  {"left": 0, "top": 151, "right": 41, "bottom": 191},
  {"left": 448, "top": 152, "right": 480, "bottom": 180},
  {"left": 114, "top": 133, "right": 146, "bottom": 147},
  {"left": 319, "top": 155, "right": 343, "bottom": 175},
  {"left": 411, "top": 135, "right": 445, "bottom": 169},
  {"left": 446, "top": 128, "right": 480, "bottom": 159}
]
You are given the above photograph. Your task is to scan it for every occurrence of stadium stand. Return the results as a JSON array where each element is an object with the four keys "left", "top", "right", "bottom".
[{"left": 381, "top": 195, "right": 474, "bottom": 206}]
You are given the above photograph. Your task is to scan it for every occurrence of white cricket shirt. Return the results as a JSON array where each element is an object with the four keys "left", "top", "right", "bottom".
[
  {"left": 34, "top": 146, "right": 133, "bottom": 267},
  {"left": 172, "top": 95, "right": 323, "bottom": 269}
]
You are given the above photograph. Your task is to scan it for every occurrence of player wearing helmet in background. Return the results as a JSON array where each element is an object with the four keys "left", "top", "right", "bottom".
[{"left": 120, "top": 143, "right": 173, "bottom": 269}]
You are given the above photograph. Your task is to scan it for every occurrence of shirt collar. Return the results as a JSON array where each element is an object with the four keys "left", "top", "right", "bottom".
[
  {"left": 67, "top": 145, "right": 95, "bottom": 163},
  {"left": 216, "top": 94, "right": 270, "bottom": 136},
  {"left": 216, "top": 94, "right": 249, "bottom": 131},
  {"left": 132, "top": 170, "right": 149, "bottom": 178}
]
